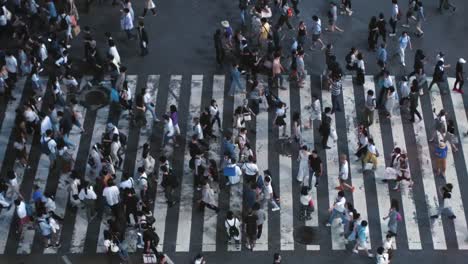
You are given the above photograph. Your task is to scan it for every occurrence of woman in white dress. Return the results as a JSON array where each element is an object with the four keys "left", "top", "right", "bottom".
[
  {"left": 296, "top": 145, "right": 311, "bottom": 183},
  {"left": 385, "top": 86, "right": 397, "bottom": 118},
  {"left": 142, "top": 0, "right": 156, "bottom": 16}
]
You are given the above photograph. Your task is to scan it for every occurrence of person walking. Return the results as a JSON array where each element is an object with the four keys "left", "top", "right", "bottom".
[
  {"left": 121, "top": 8, "right": 135, "bottom": 40},
  {"left": 388, "top": 0, "right": 400, "bottom": 37},
  {"left": 137, "top": 21, "right": 149, "bottom": 56},
  {"left": 397, "top": 31, "right": 412, "bottom": 67},
  {"left": 439, "top": 0, "right": 456, "bottom": 13},
  {"left": 431, "top": 183, "right": 456, "bottom": 220},
  {"left": 377, "top": 43, "right": 388, "bottom": 70},
  {"left": 330, "top": 75, "right": 342, "bottom": 114},
  {"left": 434, "top": 141, "right": 448, "bottom": 178},
  {"left": 78, "top": 180, "right": 97, "bottom": 221},
  {"left": 319, "top": 107, "right": 332, "bottom": 149},
  {"left": 326, "top": 190, "right": 348, "bottom": 227},
  {"left": 414, "top": 2, "right": 425, "bottom": 37},
  {"left": 229, "top": 63, "right": 245, "bottom": 96},
  {"left": 385, "top": 86, "right": 397, "bottom": 118},
  {"left": 225, "top": 211, "right": 241, "bottom": 249},
  {"left": 376, "top": 13, "right": 387, "bottom": 44},
  {"left": 310, "top": 15, "right": 325, "bottom": 50},
  {"left": 142, "top": 0, "right": 156, "bottom": 16},
  {"left": 199, "top": 180, "right": 219, "bottom": 213},
  {"left": 363, "top": 90, "right": 376, "bottom": 126},
  {"left": 244, "top": 209, "right": 258, "bottom": 250},
  {"left": 337, "top": 154, "right": 355, "bottom": 192},
  {"left": 296, "top": 145, "right": 311, "bottom": 183},
  {"left": 252, "top": 202, "right": 266, "bottom": 240},
  {"left": 428, "top": 53, "right": 450, "bottom": 94},
  {"left": 453, "top": 58, "right": 465, "bottom": 94},
  {"left": 352, "top": 220, "right": 373, "bottom": 257},
  {"left": 308, "top": 150, "right": 323, "bottom": 187},
  {"left": 214, "top": 29, "right": 224, "bottom": 67},
  {"left": 326, "top": 2, "right": 343, "bottom": 32},
  {"left": 368, "top": 16, "right": 379, "bottom": 51},
  {"left": 382, "top": 199, "right": 401, "bottom": 237},
  {"left": 408, "top": 81, "right": 422, "bottom": 122},
  {"left": 264, "top": 174, "right": 280, "bottom": 212}
]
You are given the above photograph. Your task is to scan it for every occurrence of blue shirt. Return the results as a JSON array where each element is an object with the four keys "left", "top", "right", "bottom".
[
  {"left": 435, "top": 146, "right": 448, "bottom": 159},
  {"left": 223, "top": 139, "right": 235, "bottom": 160},
  {"left": 38, "top": 219, "right": 52, "bottom": 236},
  {"left": 32, "top": 190, "right": 44, "bottom": 203},
  {"left": 377, "top": 47, "right": 387, "bottom": 63},
  {"left": 46, "top": 1, "right": 57, "bottom": 19}
]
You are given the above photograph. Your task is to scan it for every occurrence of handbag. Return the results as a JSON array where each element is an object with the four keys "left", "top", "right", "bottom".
[
  {"left": 243, "top": 112, "right": 252, "bottom": 122},
  {"left": 143, "top": 253, "right": 157, "bottom": 264}
]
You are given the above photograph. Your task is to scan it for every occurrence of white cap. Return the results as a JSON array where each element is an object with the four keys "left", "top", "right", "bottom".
[{"left": 459, "top": 58, "right": 466, "bottom": 64}]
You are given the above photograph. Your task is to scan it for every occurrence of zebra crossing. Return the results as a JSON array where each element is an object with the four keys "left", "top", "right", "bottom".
[{"left": 0, "top": 74, "right": 468, "bottom": 254}]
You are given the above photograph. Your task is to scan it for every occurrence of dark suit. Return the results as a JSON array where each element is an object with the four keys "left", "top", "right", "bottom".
[
  {"left": 319, "top": 113, "right": 331, "bottom": 147},
  {"left": 137, "top": 26, "right": 149, "bottom": 56}
]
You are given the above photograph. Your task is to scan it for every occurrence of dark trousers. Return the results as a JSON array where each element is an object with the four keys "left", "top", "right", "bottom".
[
  {"left": 211, "top": 114, "right": 222, "bottom": 129},
  {"left": 125, "top": 207, "right": 138, "bottom": 224},
  {"left": 164, "top": 186, "right": 174, "bottom": 206},
  {"left": 140, "top": 41, "right": 148, "bottom": 56},
  {"left": 215, "top": 48, "right": 224, "bottom": 66},
  {"left": 257, "top": 224, "right": 263, "bottom": 239},
  {"left": 276, "top": 15, "right": 293, "bottom": 30},
  {"left": 389, "top": 18, "right": 397, "bottom": 34},
  {"left": 410, "top": 106, "right": 422, "bottom": 121},
  {"left": 291, "top": 0, "right": 300, "bottom": 14},
  {"left": 377, "top": 87, "right": 387, "bottom": 107},
  {"left": 142, "top": 8, "right": 156, "bottom": 16},
  {"left": 321, "top": 129, "right": 330, "bottom": 147},
  {"left": 199, "top": 201, "right": 219, "bottom": 212},
  {"left": 454, "top": 78, "right": 464, "bottom": 90},
  {"left": 377, "top": 30, "right": 387, "bottom": 43},
  {"left": 331, "top": 94, "right": 341, "bottom": 112},
  {"left": 111, "top": 203, "right": 121, "bottom": 219}
]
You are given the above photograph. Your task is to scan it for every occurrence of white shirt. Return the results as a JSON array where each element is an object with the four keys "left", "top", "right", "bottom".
[
  {"left": 41, "top": 116, "right": 53, "bottom": 135},
  {"left": 78, "top": 186, "right": 97, "bottom": 200},
  {"left": 333, "top": 195, "right": 346, "bottom": 212},
  {"left": 209, "top": 105, "right": 219, "bottom": 117},
  {"left": 39, "top": 44, "right": 48, "bottom": 61},
  {"left": 102, "top": 186, "right": 120, "bottom": 206},
  {"left": 242, "top": 162, "right": 259, "bottom": 176},
  {"left": 339, "top": 160, "right": 349, "bottom": 180},
  {"left": 16, "top": 201, "right": 27, "bottom": 218},
  {"left": 119, "top": 178, "right": 134, "bottom": 189},
  {"left": 5, "top": 56, "right": 18, "bottom": 73},
  {"left": 193, "top": 123, "right": 203, "bottom": 140},
  {"left": 143, "top": 91, "right": 152, "bottom": 105},
  {"left": 42, "top": 136, "right": 57, "bottom": 154},
  {"left": 108, "top": 46, "right": 121, "bottom": 65},
  {"left": 164, "top": 118, "right": 175, "bottom": 137},
  {"left": 24, "top": 108, "right": 39, "bottom": 123}
]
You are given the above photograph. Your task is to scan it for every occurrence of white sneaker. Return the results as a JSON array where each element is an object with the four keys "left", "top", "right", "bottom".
[
  {"left": 368, "top": 253, "right": 374, "bottom": 258},
  {"left": 353, "top": 249, "right": 359, "bottom": 254},
  {"left": 246, "top": 244, "right": 251, "bottom": 249},
  {"left": 272, "top": 207, "right": 280, "bottom": 212},
  {"left": 325, "top": 223, "right": 331, "bottom": 227}
]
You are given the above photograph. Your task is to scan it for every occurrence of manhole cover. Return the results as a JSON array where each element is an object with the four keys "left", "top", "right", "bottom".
[
  {"left": 294, "top": 226, "right": 318, "bottom": 245},
  {"left": 84, "top": 89, "right": 108, "bottom": 108}
]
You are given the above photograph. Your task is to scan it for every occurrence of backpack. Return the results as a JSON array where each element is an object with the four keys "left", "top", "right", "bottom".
[
  {"left": 60, "top": 15, "right": 69, "bottom": 31},
  {"left": 40, "top": 137, "right": 52, "bottom": 155},
  {"left": 226, "top": 219, "right": 239, "bottom": 237},
  {"left": 287, "top": 7, "right": 293, "bottom": 17},
  {"left": 396, "top": 212, "right": 403, "bottom": 222}
]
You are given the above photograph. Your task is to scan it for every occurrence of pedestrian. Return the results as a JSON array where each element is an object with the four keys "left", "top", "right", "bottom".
[
  {"left": 376, "top": 13, "right": 387, "bottom": 44},
  {"left": 209, "top": 99, "right": 222, "bottom": 131},
  {"left": 143, "top": 224, "right": 160, "bottom": 255},
  {"left": 214, "top": 29, "right": 224, "bottom": 67},
  {"left": 319, "top": 107, "right": 332, "bottom": 149},
  {"left": 244, "top": 209, "right": 258, "bottom": 250},
  {"left": 402, "top": 0, "right": 416, "bottom": 28},
  {"left": 307, "top": 94, "right": 322, "bottom": 129},
  {"left": 393, "top": 153, "right": 413, "bottom": 190},
  {"left": 162, "top": 114, "right": 175, "bottom": 149},
  {"left": 78, "top": 180, "right": 97, "bottom": 221},
  {"left": 142, "top": 0, "right": 156, "bottom": 17},
  {"left": 102, "top": 179, "right": 121, "bottom": 218},
  {"left": 368, "top": 16, "right": 379, "bottom": 51},
  {"left": 326, "top": 2, "right": 343, "bottom": 32},
  {"left": 14, "top": 198, "right": 31, "bottom": 235},
  {"left": 224, "top": 158, "right": 242, "bottom": 186},
  {"left": 308, "top": 150, "right": 323, "bottom": 187},
  {"left": 273, "top": 253, "right": 282, "bottom": 263},
  {"left": 330, "top": 75, "right": 342, "bottom": 114},
  {"left": 137, "top": 21, "right": 149, "bottom": 56},
  {"left": 275, "top": 2, "right": 293, "bottom": 31},
  {"left": 453, "top": 58, "right": 465, "bottom": 94},
  {"left": 397, "top": 31, "right": 412, "bottom": 67},
  {"left": 337, "top": 154, "right": 355, "bottom": 192},
  {"left": 273, "top": 102, "right": 288, "bottom": 138},
  {"left": 272, "top": 52, "right": 285, "bottom": 90},
  {"left": 299, "top": 186, "right": 314, "bottom": 220},
  {"left": 377, "top": 70, "right": 393, "bottom": 107},
  {"left": 169, "top": 105, "right": 181, "bottom": 136},
  {"left": 434, "top": 141, "right": 448, "bottom": 178},
  {"left": 326, "top": 190, "right": 348, "bottom": 227},
  {"left": 264, "top": 174, "right": 280, "bottom": 211},
  {"left": 352, "top": 220, "right": 373, "bottom": 257},
  {"left": 199, "top": 180, "right": 219, "bottom": 213},
  {"left": 41, "top": 129, "right": 57, "bottom": 169},
  {"left": 382, "top": 199, "right": 401, "bottom": 237},
  {"left": 225, "top": 211, "right": 241, "bottom": 249},
  {"left": 310, "top": 15, "right": 325, "bottom": 50},
  {"left": 429, "top": 109, "right": 447, "bottom": 143},
  {"left": 356, "top": 52, "right": 365, "bottom": 85},
  {"left": 252, "top": 202, "right": 266, "bottom": 240},
  {"left": 340, "top": 0, "right": 353, "bottom": 15},
  {"left": 362, "top": 138, "right": 379, "bottom": 170},
  {"left": 296, "top": 21, "right": 307, "bottom": 48},
  {"left": 445, "top": 119, "right": 459, "bottom": 152},
  {"left": 376, "top": 246, "right": 390, "bottom": 264},
  {"left": 439, "top": 0, "right": 456, "bottom": 13},
  {"left": 121, "top": 8, "right": 135, "bottom": 40},
  {"left": 229, "top": 63, "right": 245, "bottom": 96},
  {"left": 385, "top": 86, "right": 397, "bottom": 118},
  {"left": 239, "top": 0, "right": 248, "bottom": 26},
  {"left": 414, "top": 2, "right": 425, "bottom": 37},
  {"left": 408, "top": 80, "right": 422, "bottom": 122},
  {"left": 431, "top": 183, "right": 456, "bottom": 220},
  {"left": 388, "top": 0, "right": 400, "bottom": 37},
  {"left": 161, "top": 166, "right": 178, "bottom": 207},
  {"left": 428, "top": 52, "right": 450, "bottom": 94},
  {"left": 363, "top": 89, "right": 376, "bottom": 126}
]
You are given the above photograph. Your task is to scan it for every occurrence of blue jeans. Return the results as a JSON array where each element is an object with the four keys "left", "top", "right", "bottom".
[
  {"left": 145, "top": 103, "right": 158, "bottom": 121},
  {"left": 63, "top": 133, "right": 76, "bottom": 148},
  {"left": 328, "top": 208, "right": 348, "bottom": 225},
  {"left": 229, "top": 76, "right": 244, "bottom": 95},
  {"left": 240, "top": 9, "right": 246, "bottom": 26},
  {"left": 331, "top": 94, "right": 341, "bottom": 112},
  {"left": 273, "top": 74, "right": 283, "bottom": 88}
]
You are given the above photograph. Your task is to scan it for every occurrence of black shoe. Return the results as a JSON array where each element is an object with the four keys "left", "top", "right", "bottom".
[
  {"left": 315, "top": 182, "right": 319, "bottom": 187},
  {"left": 409, "top": 119, "right": 415, "bottom": 123},
  {"left": 449, "top": 215, "right": 456, "bottom": 220},
  {"left": 430, "top": 215, "right": 439, "bottom": 219},
  {"left": 323, "top": 145, "right": 331, "bottom": 149}
]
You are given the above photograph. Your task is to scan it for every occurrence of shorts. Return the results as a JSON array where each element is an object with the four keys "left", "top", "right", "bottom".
[{"left": 312, "top": 34, "right": 320, "bottom": 41}]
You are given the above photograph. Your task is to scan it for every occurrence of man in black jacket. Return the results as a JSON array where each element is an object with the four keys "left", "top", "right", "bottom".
[
  {"left": 319, "top": 107, "right": 332, "bottom": 149},
  {"left": 137, "top": 21, "right": 149, "bottom": 56}
]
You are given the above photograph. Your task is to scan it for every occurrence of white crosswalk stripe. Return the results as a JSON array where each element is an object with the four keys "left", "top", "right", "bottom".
[{"left": 1, "top": 74, "right": 468, "bottom": 254}]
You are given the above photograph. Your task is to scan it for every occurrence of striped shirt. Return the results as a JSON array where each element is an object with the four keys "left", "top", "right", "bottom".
[
  {"left": 365, "top": 95, "right": 376, "bottom": 111},
  {"left": 331, "top": 79, "right": 342, "bottom": 96}
]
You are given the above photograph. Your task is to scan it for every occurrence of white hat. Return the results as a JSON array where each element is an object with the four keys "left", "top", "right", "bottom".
[
  {"left": 459, "top": 58, "right": 466, "bottom": 64},
  {"left": 221, "top": 20, "right": 230, "bottom": 28}
]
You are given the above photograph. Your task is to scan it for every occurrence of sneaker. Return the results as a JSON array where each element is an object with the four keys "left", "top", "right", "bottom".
[
  {"left": 325, "top": 223, "right": 331, "bottom": 227},
  {"left": 430, "top": 215, "right": 439, "bottom": 219},
  {"left": 419, "top": 89, "right": 424, "bottom": 95},
  {"left": 368, "top": 253, "right": 374, "bottom": 258},
  {"left": 402, "top": 24, "right": 410, "bottom": 28},
  {"left": 449, "top": 215, "right": 457, "bottom": 220},
  {"left": 272, "top": 207, "right": 280, "bottom": 212},
  {"left": 389, "top": 33, "right": 396, "bottom": 37},
  {"left": 352, "top": 249, "right": 358, "bottom": 254},
  {"left": 53, "top": 243, "right": 61, "bottom": 248},
  {"left": 246, "top": 244, "right": 251, "bottom": 249}
]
